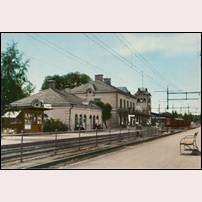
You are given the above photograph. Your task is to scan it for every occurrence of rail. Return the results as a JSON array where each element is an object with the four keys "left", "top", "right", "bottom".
[{"left": 1, "top": 127, "right": 160, "bottom": 165}]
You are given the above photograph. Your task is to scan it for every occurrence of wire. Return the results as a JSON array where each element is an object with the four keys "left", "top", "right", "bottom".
[
  {"left": 117, "top": 33, "right": 181, "bottom": 90},
  {"left": 26, "top": 33, "right": 126, "bottom": 83},
  {"left": 26, "top": 34, "right": 97, "bottom": 71},
  {"left": 84, "top": 33, "right": 166, "bottom": 90}
]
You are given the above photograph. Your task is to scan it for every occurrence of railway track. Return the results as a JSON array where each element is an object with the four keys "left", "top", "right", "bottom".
[
  {"left": 22, "top": 130, "right": 184, "bottom": 169},
  {"left": 2, "top": 127, "right": 190, "bottom": 169},
  {"left": 1, "top": 130, "right": 140, "bottom": 165}
]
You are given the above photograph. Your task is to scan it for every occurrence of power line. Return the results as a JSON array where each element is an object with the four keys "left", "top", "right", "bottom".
[
  {"left": 34, "top": 33, "right": 127, "bottom": 83},
  {"left": 89, "top": 33, "right": 166, "bottom": 89},
  {"left": 84, "top": 33, "right": 166, "bottom": 90},
  {"left": 26, "top": 33, "right": 126, "bottom": 83},
  {"left": 26, "top": 34, "right": 97, "bottom": 72},
  {"left": 24, "top": 53, "right": 68, "bottom": 72},
  {"left": 117, "top": 33, "right": 181, "bottom": 90}
]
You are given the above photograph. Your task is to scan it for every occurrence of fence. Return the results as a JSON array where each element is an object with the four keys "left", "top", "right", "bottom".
[{"left": 1, "top": 127, "right": 160, "bottom": 164}]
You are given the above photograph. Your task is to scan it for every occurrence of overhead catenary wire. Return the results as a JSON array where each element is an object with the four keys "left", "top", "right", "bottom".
[
  {"left": 84, "top": 33, "right": 166, "bottom": 91},
  {"left": 117, "top": 33, "right": 181, "bottom": 90},
  {"left": 26, "top": 33, "right": 126, "bottom": 83},
  {"left": 89, "top": 33, "right": 166, "bottom": 90}
]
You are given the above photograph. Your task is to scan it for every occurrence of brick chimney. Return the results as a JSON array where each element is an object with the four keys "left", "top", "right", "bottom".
[
  {"left": 48, "top": 80, "right": 56, "bottom": 89},
  {"left": 95, "top": 74, "right": 103, "bottom": 82},
  {"left": 104, "top": 78, "right": 111, "bottom": 85}
]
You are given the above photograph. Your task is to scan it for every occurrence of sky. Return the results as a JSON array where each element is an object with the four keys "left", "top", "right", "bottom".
[{"left": 1, "top": 33, "right": 201, "bottom": 115}]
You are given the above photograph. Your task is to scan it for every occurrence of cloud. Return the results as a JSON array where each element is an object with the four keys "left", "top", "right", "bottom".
[{"left": 115, "top": 33, "right": 200, "bottom": 58}]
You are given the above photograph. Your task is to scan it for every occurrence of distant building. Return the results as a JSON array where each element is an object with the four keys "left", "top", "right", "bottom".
[{"left": 134, "top": 87, "right": 152, "bottom": 126}]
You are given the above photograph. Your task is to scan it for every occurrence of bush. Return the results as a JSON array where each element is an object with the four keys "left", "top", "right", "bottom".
[{"left": 43, "top": 118, "right": 67, "bottom": 132}]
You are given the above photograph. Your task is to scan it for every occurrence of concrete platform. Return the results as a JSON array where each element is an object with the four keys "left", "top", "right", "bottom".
[{"left": 61, "top": 127, "right": 201, "bottom": 169}]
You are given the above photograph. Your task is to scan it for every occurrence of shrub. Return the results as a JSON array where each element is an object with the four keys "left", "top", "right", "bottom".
[{"left": 43, "top": 118, "right": 67, "bottom": 132}]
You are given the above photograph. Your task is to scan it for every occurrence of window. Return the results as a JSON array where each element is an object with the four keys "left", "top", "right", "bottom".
[
  {"left": 75, "top": 114, "right": 78, "bottom": 127},
  {"left": 83, "top": 115, "right": 86, "bottom": 129},
  {"left": 25, "top": 113, "right": 36, "bottom": 124},
  {"left": 37, "top": 114, "right": 43, "bottom": 124},
  {"left": 79, "top": 114, "right": 82, "bottom": 125},
  {"left": 120, "top": 99, "right": 122, "bottom": 108},
  {"left": 10, "top": 113, "right": 22, "bottom": 124}
]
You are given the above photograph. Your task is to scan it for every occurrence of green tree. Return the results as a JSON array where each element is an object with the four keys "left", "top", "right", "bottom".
[
  {"left": 172, "top": 110, "right": 178, "bottom": 118},
  {"left": 43, "top": 118, "right": 67, "bottom": 132},
  {"left": 183, "top": 112, "right": 188, "bottom": 120},
  {"left": 1, "top": 42, "right": 35, "bottom": 113},
  {"left": 93, "top": 100, "right": 112, "bottom": 128},
  {"left": 162, "top": 112, "right": 172, "bottom": 116},
  {"left": 41, "top": 71, "right": 92, "bottom": 90}
]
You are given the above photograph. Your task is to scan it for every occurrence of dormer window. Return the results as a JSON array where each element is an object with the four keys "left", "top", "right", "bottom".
[{"left": 89, "top": 90, "right": 92, "bottom": 94}]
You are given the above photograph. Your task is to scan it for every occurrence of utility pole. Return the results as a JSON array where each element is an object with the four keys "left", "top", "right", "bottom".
[
  {"left": 142, "top": 71, "right": 144, "bottom": 89},
  {"left": 154, "top": 86, "right": 201, "bottom": 112},
  {"left": 167, "top": 85, "right": 169, "bottom": 109}
]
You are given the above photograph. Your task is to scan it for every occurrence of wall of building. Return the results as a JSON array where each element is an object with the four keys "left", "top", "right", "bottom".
[
  {"left": 45, "top": 106, "right": 70, "bottom": 127},
  {"left": 71, "top": 107, "right": 102, "bottom": 130},
  {"left": 74, "top": 91, "right": 137, "bottom": 128},
  {"left": 44, "top": 105, "right": 102, "bottom": 131}
]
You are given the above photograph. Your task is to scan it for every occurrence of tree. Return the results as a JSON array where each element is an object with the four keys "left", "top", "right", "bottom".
[
  {"left": 1, "top": 42, "right": 35, "bottom": 113},
  {"left": 93, "top": 100, "right": 112, "bottom": 128},
  {"left": 172, "top": 110, "right": 178, "bottom": 118},
  {"left": 43, "top": 118, "right": 67, "bottom": 132},
  {"left": 41, "top": 71, "right": 92, "bottom": 90}
]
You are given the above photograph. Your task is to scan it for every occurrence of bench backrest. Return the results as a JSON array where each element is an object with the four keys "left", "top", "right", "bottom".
[{"left": 194, "top": 131, "right": 199, "bottom": 141}]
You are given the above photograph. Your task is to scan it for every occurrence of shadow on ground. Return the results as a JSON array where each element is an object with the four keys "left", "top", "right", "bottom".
[{"left": 180, "top": 150, "right": 201, "bottom": 156}]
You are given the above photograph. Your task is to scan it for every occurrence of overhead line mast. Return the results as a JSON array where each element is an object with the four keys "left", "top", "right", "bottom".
[{"left": 154, "top": 85, "right": 201, "bottom": 110}]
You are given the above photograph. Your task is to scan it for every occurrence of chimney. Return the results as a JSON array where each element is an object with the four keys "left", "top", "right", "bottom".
[
  {"left": 95, "top": 74, "right": 103, "bottom": 82},
  {"left": 104, "top": 78, "right": 111, "bottom": 85},
  {"left": 48, "top": 80, "right": 56, "bottom": 89},
  {"left": 65, "top": 86, "right": 71, "bottom": 93}
]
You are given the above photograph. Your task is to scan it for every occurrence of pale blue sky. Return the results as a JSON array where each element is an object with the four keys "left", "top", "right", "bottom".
[{"left": 1, "top": 33, "right": 201, "bottom": 115}]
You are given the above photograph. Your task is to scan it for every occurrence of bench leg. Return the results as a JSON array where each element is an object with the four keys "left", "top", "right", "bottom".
[
  {"left": 193, "top": 142, "right": 199, "bottom": 151},
  {"left": 180, "top": 144, "right": 183, "bottom": 154},
  {"left": 180, "top": 143, "right": 199, "bottom": 154}
]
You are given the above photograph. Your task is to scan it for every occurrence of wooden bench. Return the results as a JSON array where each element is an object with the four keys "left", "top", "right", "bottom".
[{"left": 180, "top": 131, "right": 199, "bottom": 154}]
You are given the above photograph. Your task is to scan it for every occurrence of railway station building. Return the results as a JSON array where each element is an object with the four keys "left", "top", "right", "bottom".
[
  {"left": 2, "top": 80, "right": 102, "bottom": 133},
  {"left": 70, "top": 74, "right": 152, "bottom": 128}
]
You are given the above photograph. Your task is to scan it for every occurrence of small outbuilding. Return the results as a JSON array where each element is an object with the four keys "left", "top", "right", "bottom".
[{"left": 2, "top": 99, "right": 52, "bottom": 133}]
